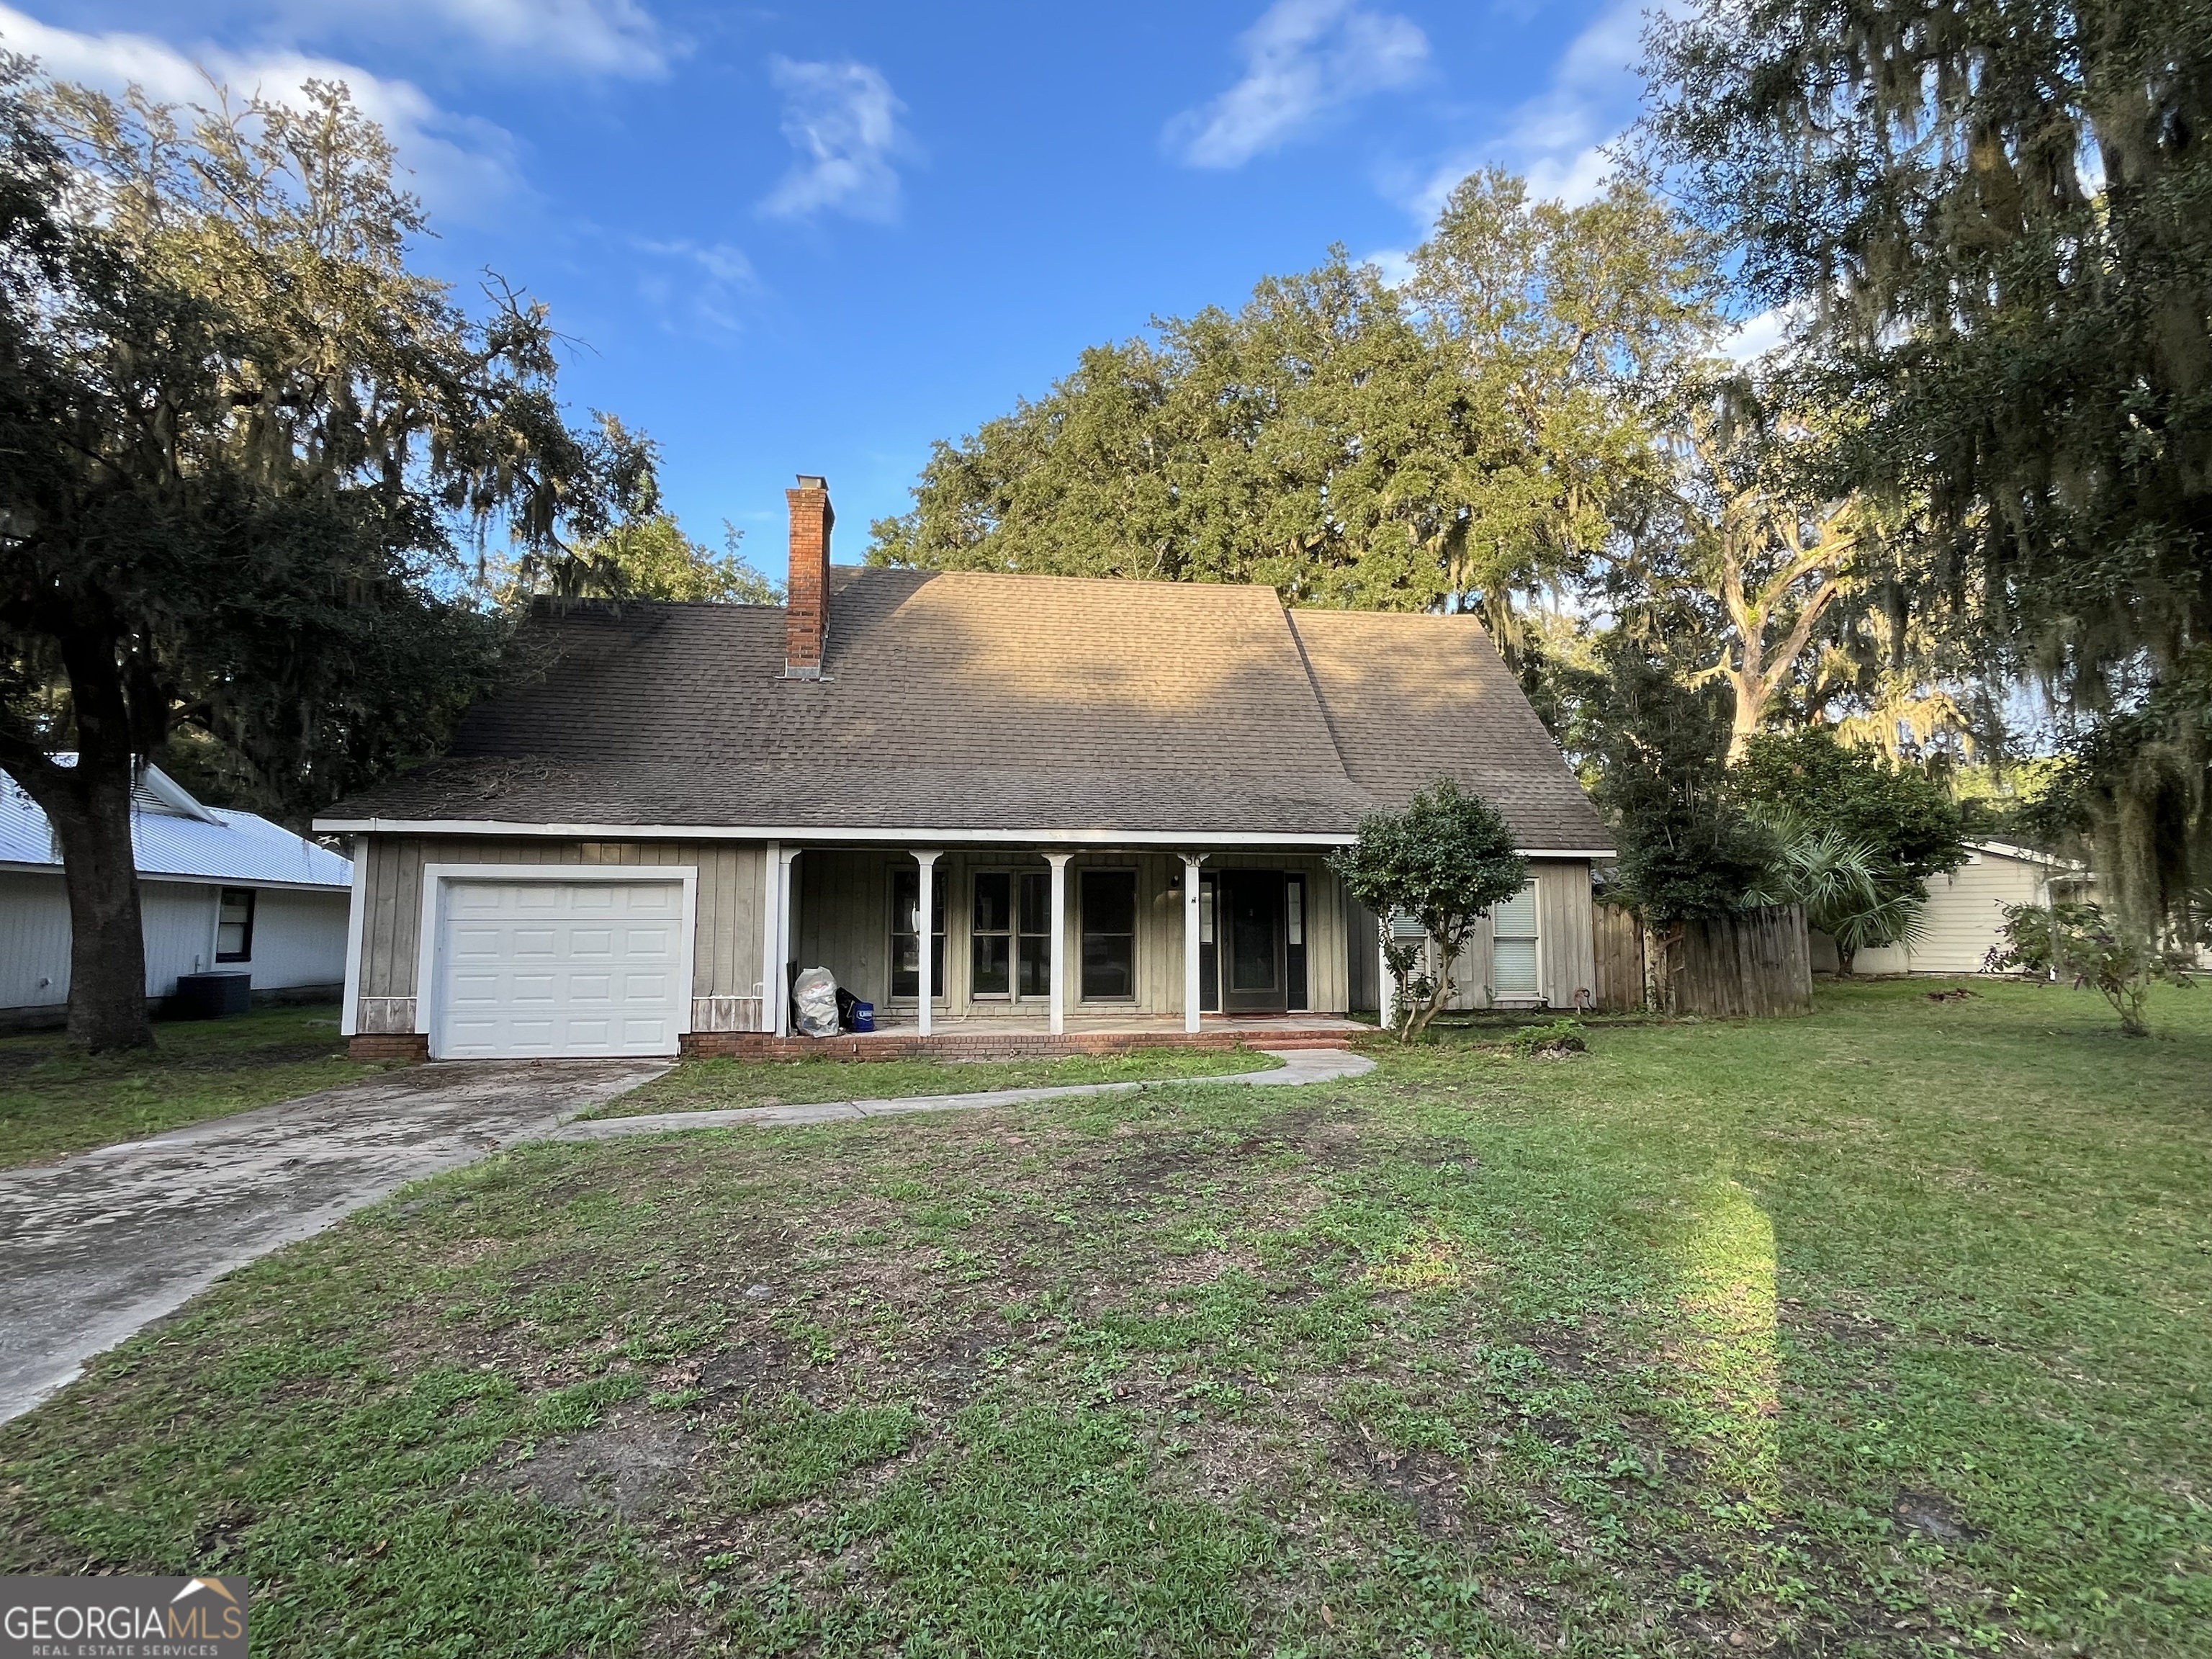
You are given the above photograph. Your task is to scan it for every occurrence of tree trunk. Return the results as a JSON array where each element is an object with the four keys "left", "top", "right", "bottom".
[
  {"left": 1, "top": 629, "right": 159, "bottom": 1053},
  {"left": 41, "top": 757, "right": 156, "bottom": 1051},
  {"left": 1725, "top": 673, "right": 1766, "bottom": 764},
  {"left": 1643, "top": 922, "right": 1681, "bottom": 1014},
  {"left": 1403, "top": 940, "right": 1459, "bottom": 1043}
]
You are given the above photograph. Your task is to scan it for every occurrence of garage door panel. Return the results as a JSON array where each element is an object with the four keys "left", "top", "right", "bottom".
[{"left": 432, "top": 878, "right": 687, "bottom": 1059}]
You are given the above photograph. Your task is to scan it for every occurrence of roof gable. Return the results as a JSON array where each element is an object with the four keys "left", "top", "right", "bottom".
[{"left": 320, "top": 570, "right": 1610, "bottom": 849}]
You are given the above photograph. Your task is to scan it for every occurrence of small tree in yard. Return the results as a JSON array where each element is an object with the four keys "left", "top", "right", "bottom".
[
  {"left": 1332, "top": 778, "right": 1527, "bottom": 1043},
  {"left": 1985, "top": 902, "right": 2195, "bottom": 1038}
]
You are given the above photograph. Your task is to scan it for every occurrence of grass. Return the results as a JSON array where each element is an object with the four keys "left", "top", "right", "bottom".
[
  {"left": 585, "top": 1046, "right": 1284, "bottom": 1119},
  {"left": 2, "top": 978, "right": 2207, "bottom": 1657},
  {"left": 0, "top": 1003, "right": 387, "bottom": 1169}
]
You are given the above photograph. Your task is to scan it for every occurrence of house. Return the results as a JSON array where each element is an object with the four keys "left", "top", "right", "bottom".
[
  {"left": 1822, "top": 840, "right": 2090, "bottom": 975},
  {"left": 1, "top": 762, "right": 354, "bottom": 1027},
  {"left": 313, "top": 476, "right": 1614, "bottom": 1062}
]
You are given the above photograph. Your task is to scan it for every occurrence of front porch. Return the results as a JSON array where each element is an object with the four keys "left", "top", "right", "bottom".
[
  {"left": 756, "top": 844, "right": 1367, "bottom": 1047},
  {"left": 682, "top": 1011, "right": 1371, "bottom": 1061}
]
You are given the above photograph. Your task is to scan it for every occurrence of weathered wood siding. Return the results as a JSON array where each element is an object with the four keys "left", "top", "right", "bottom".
[
  {"left": 351, "top": 835, "right": 768, "bottom": 1017},
  {"left": 1423, "top": 858, "right": 1598, "bottom": 1012},
  {"left": 1673, "top": 904, "right": 1812, "bottom": 1017},
  {"left": 1535, "top": 860, "right": 1596, "bottom": 1010}
]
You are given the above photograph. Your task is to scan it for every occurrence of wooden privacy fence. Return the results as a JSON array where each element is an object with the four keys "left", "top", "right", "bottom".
[
  {"left": 1592, "top": 903, "right": 1645, "bottom": 1011},
  {"left": 1589, "top": 901, "right": 1813, "bottom": 1017},
  {"left": 1669, "top": 904, "right": 1813, "bottom": 1017}
]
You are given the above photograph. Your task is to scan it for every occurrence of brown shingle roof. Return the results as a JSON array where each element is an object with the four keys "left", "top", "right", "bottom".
[
  {"left": 1286, "top": 608, "right": 1610, "bottom": 851},
  {"left": 320, "top": 567, "right": 1609, "bottom": 849}
]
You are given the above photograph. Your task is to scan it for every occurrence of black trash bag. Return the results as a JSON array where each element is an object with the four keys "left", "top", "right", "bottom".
[{"left": 835, "top": 986, "right": 861, "bottom": 1033}]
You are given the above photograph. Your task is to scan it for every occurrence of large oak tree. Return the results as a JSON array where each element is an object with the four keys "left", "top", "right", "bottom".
[
  {"left": 1643, "top": 0, "right": 2212, "bottom": 938},
  {"left": 0, "top": 66, "right": 650, "bottom": 1051}
]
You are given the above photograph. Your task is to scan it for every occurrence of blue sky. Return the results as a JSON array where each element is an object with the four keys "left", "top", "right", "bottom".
[{"left": 1, "top": 0, "right": 1658, "bottom": 567}]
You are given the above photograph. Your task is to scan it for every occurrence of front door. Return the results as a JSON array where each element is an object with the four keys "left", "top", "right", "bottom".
[{"left": 1218, "top": 871, "right": 1287, "bottom": 1014}]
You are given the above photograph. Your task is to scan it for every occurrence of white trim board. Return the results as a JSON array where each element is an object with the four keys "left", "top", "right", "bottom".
[
  {"left": 410, "top": 863, "right": 699, "bottom": 1054},
  {"left": 339, "top": 853, "right": 368, "bottom": 1037},
  {"left": 311, "top": 817, "right": 1614, "bottom": 859}
]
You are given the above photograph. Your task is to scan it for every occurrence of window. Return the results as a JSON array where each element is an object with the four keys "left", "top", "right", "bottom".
[
  {"left": 1197, "top": 873, "right": 1219, "bottom": 1012},
  {"left": 889, "top": 867, "right": 946, "bottom": 999},
  {"left": 1286, "top": 873, "right": 1308, "bottom": 1011},
  {"left": 1017, "top": 871, "right": 1052, "bottom": 997},
  {"left": 1080, "top": 869, "right": 1137, "bottom": 1000},
  {"left": 972, "top": 871, "right": 1014, "bottom": 997},
  {"left": 1491, "top": 881, "right": 1540, "bottom": 999},
  {"left": 216, "top": 887, "right": 256, "bottom": 962}
]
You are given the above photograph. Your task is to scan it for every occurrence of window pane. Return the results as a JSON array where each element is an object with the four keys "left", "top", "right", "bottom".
[
  {"left": 1492, "top": 882, "right": 1537, "bottom": 936},
  {"left": 1019, "top": 872, "right": 1050, "bottom": 935},
  {"left": 1018, "top": 936, "right": 1051, "bottom": 997},
  {"left": 1286, "top": 878, "right": 1304, "bottom": 945},
  {"left": 1493, "top": 938, "right": 1539, "bottom": 997},
  {"left": 1081, "top": 933, "right": 1132, "bottom": 999},
  {"left": 890, "top": 870, "right": 946, "bottom": 999},
  {"left": 1082, "top": 871, "right": 1135, "bottom": 933},
  {"left": 974, "top": 872, "right": 1012, "bottom": 935},
  {"left": 973, "top": 932, "right": 1011, "bottom": 995},
  {"left": 216, "top": 888, "right": 253, "bottom": 961},
  {"left": 1080, "top": 870, "right": 1136, "bottom": 999}
]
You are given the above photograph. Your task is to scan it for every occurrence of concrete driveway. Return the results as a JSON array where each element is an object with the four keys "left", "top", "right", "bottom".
[{"left": 0, "top": 1059, "right": 664, "bottom": 1425}]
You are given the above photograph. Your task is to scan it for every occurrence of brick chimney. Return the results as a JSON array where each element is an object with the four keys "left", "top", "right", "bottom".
[{"left": 784, "top": 474, "right": 834, "bottom": 678}]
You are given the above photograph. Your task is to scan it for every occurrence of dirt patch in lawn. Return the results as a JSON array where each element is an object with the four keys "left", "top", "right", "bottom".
[{"left": 502, "top": 1410, "right": 708, "bottom": 1519}]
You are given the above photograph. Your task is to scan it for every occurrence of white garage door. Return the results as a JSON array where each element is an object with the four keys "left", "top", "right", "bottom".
[{"left": 433, "top": 879, "right": 687, "bottom": 1059}]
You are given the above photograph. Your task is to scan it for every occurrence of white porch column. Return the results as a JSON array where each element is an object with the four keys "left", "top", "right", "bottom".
[
  {"left": 771, "top": 845, "right": 798, "bottom": 1036},
  {"left": 760, "top": 840, "right": 780, "bottom": 1033},
  {"left": 914, "top": 849, "right": 941, "bottom": 1037},
  {"left": 1182, "top": 853, "right": 1205, "bottom": 1034},
  {"left": 1046, "top": 852, "right": 1072, "bottom": 1035}
]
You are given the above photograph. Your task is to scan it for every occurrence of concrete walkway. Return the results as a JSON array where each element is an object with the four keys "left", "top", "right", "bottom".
[
  {"left": 0, "top": 1045, "right": 1373, "bottom": 1425},
  {"left": 552, "top": 1045, "right": 1376, "bottom": 1139},
  {"left": 0, "top": 1060, "right": 663, "bottom": 1424}
]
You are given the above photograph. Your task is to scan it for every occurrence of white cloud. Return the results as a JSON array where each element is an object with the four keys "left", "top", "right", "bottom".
[
  {"left": 1359, "top": 246, "right": 1415, "bottom": 287},
  {"left": 757, "top": 56, "right": 907, "bottom": 224},
  {"left": 272, "top": 0, "right": 670, "bottom": 78},
  {"left": 0, "top": 4, "right": 521, "bottom": 220},
  {"left": 1166, "top": 0, "right": 1428, "bottom": 170},
  {"left": 632, "top": 237, "right": 757, "bottom": 338},
  {"left": 1413, "top": 0, "right": 1658, "bottom": 213},
  {"left": 1722, "top": 306, "right": 1793, "bottom": 364}
]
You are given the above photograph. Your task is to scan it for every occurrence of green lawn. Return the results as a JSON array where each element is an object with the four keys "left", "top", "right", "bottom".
[
  {"left": 0, "top": 1003, "right": 387, "bottom": 1168},
  {"left": 586, "top": 1046, "right": 1284, "bottom": 1119},
  {"left": 2, "top": 979, "right": 2207, "bottom": 1657}
]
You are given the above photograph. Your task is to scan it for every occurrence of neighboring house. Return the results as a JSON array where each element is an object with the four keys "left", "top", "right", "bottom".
[
  {"left": 1823, "top": 840, "right": 2090, "bottom": 976},
  {"left": 1, "top": 762, "right": 354, "bottom": 1023},
  {"left": 315, "top": 476, "right": 1614, "bottom": 1062}
]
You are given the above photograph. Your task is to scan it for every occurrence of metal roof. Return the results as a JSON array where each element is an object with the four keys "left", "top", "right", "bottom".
[{"left": 1, "top": 766, "right": 351, "bottom": 890}]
